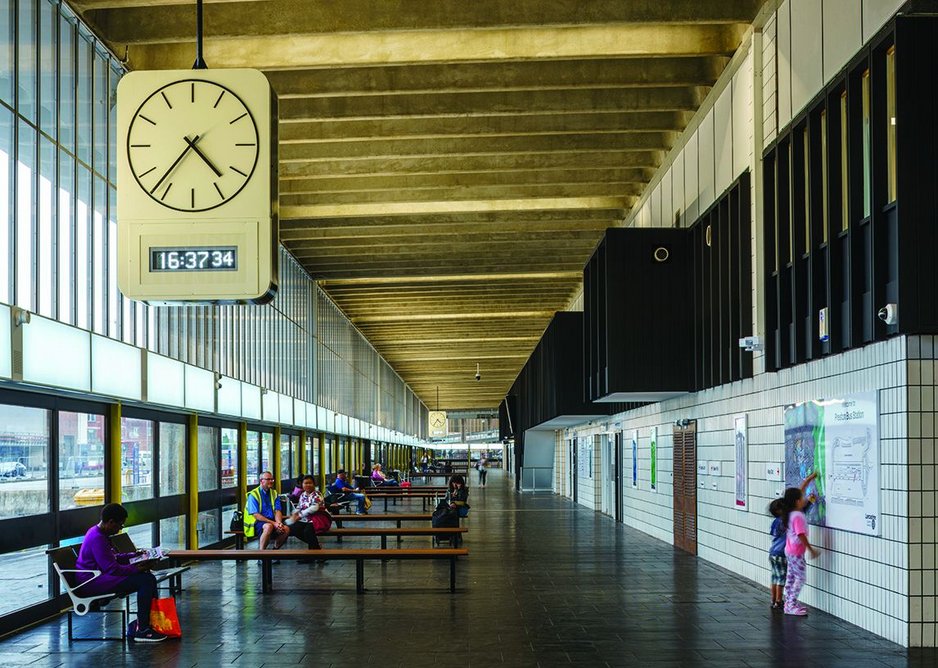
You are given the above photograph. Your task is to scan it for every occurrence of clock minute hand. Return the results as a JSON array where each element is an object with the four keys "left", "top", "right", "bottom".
[
  {"left": 150, "top": 134, "right": 201, "bottom": 194},
  {"left": 183, "top": 136, "right": 222, "bottom": 177}
]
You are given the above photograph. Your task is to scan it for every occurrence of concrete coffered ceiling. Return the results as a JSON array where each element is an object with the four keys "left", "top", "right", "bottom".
[{"left": 72, "top": 0, "right": 761, "bottom": 410}]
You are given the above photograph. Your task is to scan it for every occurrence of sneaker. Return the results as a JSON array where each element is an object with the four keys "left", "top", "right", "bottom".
[
  {"left": 356, "top": 510, "right": 365, "bottom": 515},
  {"left": 784, "top": 605, "right": 808, "bottom": 616},
  {"left": 127, "top": 620, "right": 138, "bottom": 638},
  {"left": 134, "top": 627, "right": 168, "bottom": 643}
]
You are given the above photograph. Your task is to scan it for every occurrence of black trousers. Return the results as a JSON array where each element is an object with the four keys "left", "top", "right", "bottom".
[
  {"left": 112, "top": 571, "right": 158, "bottom": 630},
  {"left": 290, "top": 521, "right": 322, "bottom": 549}
]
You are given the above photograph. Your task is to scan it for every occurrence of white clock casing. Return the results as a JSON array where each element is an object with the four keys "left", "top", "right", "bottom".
[{"left": 117, "top": 68, "right": 278, "bottom": 304}]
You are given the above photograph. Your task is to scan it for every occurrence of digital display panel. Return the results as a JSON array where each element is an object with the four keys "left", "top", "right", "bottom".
[{"left": 150, "top": 246, "right": 238, "bottom": 272}]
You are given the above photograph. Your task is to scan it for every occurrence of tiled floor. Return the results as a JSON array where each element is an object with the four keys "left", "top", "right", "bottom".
[{"left": 1, "top": 469, "right": 936, "bottom": 667}]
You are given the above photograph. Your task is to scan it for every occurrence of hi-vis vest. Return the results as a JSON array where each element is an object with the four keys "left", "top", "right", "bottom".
[{"left": 243, "top": 486, "right": 278, "bottom": 538}]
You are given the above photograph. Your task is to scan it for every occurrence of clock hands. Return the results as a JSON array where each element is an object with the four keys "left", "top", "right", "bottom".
[
  {"left": 150, "top": 134, "right": 202, "bottom": 194},
  {"left": 183, "top": 135, "right": 223, "bottom": 177}
]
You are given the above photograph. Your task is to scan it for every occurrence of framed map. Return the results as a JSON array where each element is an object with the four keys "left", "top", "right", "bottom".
[
  {"left": 734, "top": 414, "right": 748, "bottom": 510},
  {"left": 784, "top": 391, "right": 880, "bottom": 535}
]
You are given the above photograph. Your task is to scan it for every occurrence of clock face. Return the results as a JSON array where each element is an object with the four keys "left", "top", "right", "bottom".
[{"left": 126, "top": 79, "right": 260, "bottom": 212}]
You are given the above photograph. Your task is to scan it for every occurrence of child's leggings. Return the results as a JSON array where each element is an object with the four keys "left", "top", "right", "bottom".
[{"left": 784, "top": 555, "right": 807, "bottom": 609}]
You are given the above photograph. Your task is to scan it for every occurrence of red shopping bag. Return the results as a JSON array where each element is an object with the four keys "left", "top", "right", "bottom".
[{"left": 150, "top": 597, "right": 182, "bottom": 638}]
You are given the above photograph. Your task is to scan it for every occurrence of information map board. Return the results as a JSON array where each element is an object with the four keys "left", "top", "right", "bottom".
[{"left": 783, "top": 391, "right": 880, "bottom": 535}]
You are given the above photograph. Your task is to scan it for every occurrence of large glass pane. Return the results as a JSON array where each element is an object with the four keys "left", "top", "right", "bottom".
[
  {"left": 221, "top": 427, "right": 238, "bottom": 489},
  {"left": 75, "top": 29, "right": 91, "bottom": 166},
  {"left": 38, "top": 0, "right": 56, "bottom": 135},
  {"left": 108, "top": 61, "right": 120, "bottom": 183},
  {"left": 0, "top": 403, "right": 50, "bottom": 520},
  {"left": 280, "top": 434, "right": 291, "bottom": 481},
  {"left": 120, "top": 417, "right": 154, "bottom": 501},
  {"left": 37, "top": 135, "right": 54, "bottom": 317},
  {"left": 58, "top": 411, "right": 106, "bottom": 511},
  {"left": 0, "top": 546, "right": 50, "bottom": 615},
  {"left": 197, "top": 425, "right": 219, "bottom": 492},
  {"left": 75, "top": 164, "right": 90, "bottom": 329},
  {"left": 886, "top": 46, "right": 897, "bottom": 203},
  {"left": 16, "top": 118, "right": 36, "bottom": 310},
  {"left": 0, "top": 0, "right": 13, "bottom": 105},
  {"left": 17, "top": 0, "right": 37, "bottom": 123},
  {"left": 57, "top": 151, "right": 73, "bottom": 323},
  {"left": 820, "top": 110, "right": 829, "bottom": 244},
  {"left": 246, "top": 430, "right": 259, "bottom": 485},
  {"left": 840, "top": 91, "right": 848, "bottom": 232},
  {"left": 122, "top": 522, "right": 152, "bottom": 549},
  {"left": 108, "top": 185, "right": 118, "bottom": 337},
  {"left": 159, "top": 421, "right": 185, "bottom": 496},
  {"left": 260, "top": 432, "right": 273, "bottom": 480},
  {"left": 92, "top": 175, "right": 105, "bottom": 334},
  {"left": 58, "top": 9, "right": 75, "bottom": 153},
  {"left": 803, "top": 127, "right": 810, "bottom": 254},
  {"left": 92, "top": 47, "right": 106, "bottom": 176},
  {"left": 159, "top": 514, "right": 187, "bottom": 551},
  {"left": 861, "top": 70, "right": 871, "bottom": 218},
  {"left": 196, "top": 507, "right": 219, "bottom": 547},
  {"left": 0, "top": 105, "right": 11, "bottom": 303}
]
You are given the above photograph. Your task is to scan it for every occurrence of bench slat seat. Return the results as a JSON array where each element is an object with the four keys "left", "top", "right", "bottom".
[{"left": 168, "top": 548, "right": 468, "bottom": 593}]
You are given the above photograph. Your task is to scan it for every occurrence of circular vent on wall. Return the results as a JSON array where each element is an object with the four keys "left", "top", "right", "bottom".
[{"left": 653, "top": 246, "right": 670, "bottom": 263}]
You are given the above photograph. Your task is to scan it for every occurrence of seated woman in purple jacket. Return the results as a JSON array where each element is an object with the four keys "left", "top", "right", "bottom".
[{"left": 75, "top": 503, "right": 167, "bottom": 642}]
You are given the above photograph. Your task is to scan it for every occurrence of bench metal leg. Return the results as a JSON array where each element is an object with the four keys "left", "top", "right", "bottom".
[
  {"left": 450, "top": 557, "right": 456, "bottom": 593},
  {"left": 68, "top": 607, "right": 128, "bottom": 642},
  {"left": 355, "top": 559, "right": 365, "bottom": 593},
  {"left": 262, "top": 560, "right": 273, "bottom": 593}
]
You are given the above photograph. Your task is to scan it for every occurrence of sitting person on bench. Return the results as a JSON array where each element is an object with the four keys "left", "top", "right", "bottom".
[
  {"left": 371, "top": 463, "right": 398, "bottom": 486},
  {"left": 75, "top": 503, "right": 167, "bottom": 643},
  {"left": 288, "top": 475, "right": 331, "bottom": 557},
  {"left": 244, "top": 471, "right": 290, "bottom": 552},
  {"left": 328, "top": 469, "right": 367, "bottom": 514},
  {"left": 447, "top": 474, "right": 471, "bottom": 517}
]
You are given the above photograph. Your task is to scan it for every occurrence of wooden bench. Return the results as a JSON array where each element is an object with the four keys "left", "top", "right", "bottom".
[
  {"left": 364, "top": 490, "right": 443, "bottom": 512},
  {"left": 320, "top": 526, "right": 467, "bottom": 549},
  {"left": 110, "top": 533, "right": 189, "bottom": 595},
  {"left": 227, "top": 513, "right": 437, "bottom": 548},
  {"left": 168, "top": 547, "right": 468, "bottom": 594}
]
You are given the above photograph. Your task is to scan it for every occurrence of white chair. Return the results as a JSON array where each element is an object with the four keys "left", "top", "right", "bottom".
[{"left": 47, "top": 545, "right": 129, "bottom": 641}]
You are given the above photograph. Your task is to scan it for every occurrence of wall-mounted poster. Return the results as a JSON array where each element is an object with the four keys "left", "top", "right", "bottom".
[
  {"left": 631, "top": 430, "right": 638, "bottom": 488},
  {"left": 784, "top": 391, "right": 880, "bottom": 535},
  {"left": 734, "top": 414, "right": 748, "bottom": 510},
  {"left": 577, "top": 439, "right": 588, "bottom": 478},
  {"left": 649, "top": 427, "right": 657, "bottom": 491}
]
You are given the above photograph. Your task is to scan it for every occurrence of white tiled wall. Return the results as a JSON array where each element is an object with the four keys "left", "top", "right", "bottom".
[{"left": 560, "top": 337, "right": 913, "bottom": 645}]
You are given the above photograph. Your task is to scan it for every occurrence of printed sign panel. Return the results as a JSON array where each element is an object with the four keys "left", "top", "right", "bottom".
[{"left": 784, "top": 391, "right": 880, "bottom": 535}]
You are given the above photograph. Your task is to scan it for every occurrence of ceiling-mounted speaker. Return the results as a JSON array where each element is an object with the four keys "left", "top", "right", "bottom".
[{"left": 653, "top": 247, "right": 670, "bottom": 263}]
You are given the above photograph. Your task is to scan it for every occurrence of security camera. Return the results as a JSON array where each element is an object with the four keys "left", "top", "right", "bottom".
[
  {"left": 878, "top": 303, "right": 898, "bottom": 326},
  {"left": 475, "top": 362, "right": 481, "bottom": 381},
  {"left": 475, "top": 372, "right": 481, "bottom": 382},
  {"left": 738, "top": 335, "right": 764, "bottom": 352}
]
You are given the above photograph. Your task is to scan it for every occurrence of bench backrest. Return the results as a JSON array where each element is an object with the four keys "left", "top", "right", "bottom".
[
  {"left": 109, "top": 532, "right": 136, "bottom": 553},
  {"left": 47, "top": 546, "right": 80, "bottom": 589}
]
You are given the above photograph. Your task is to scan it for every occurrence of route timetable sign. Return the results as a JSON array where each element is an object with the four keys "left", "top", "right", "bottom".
[{"left": 117, "top": 69, "right": 278, "bottom": 304}]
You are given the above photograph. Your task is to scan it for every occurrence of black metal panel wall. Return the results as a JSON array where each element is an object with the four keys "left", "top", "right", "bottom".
[
  {"left": 583, "top": 228, "right": 694, "bottom": 401},
  {"left": 764, "top": 14, "right": 938, "bottom": 371},
  {"left": 498, "top": 395, "right": 516, "bottom": 441}
]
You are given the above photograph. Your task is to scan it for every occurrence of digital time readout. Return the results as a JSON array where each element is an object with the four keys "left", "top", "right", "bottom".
[{"left": 150, "top": 246, "right": 238, "bottom": 272}]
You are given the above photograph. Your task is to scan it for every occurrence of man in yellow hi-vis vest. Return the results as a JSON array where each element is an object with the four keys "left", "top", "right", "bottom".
[{"left": 244, "top": 471, "right": 290, "bottom": 551}]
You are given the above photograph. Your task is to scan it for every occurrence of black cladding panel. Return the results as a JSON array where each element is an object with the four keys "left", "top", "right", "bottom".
[{"left": 585, "top": 227, "right": 694, "bottom": 401}]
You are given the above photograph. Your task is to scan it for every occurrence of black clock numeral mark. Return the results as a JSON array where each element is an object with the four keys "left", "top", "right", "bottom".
[
  {"left": 161, "top": 182, "right": 173, "bottom": 201},
  {"left": 191, "top": 188, "right": 195, "bottom": 209},
  {"left": 229, "top": 112, "right": 247, "bottom": 125},
  {"left": 160, "top": 91, "right": 172, "bottom": 109},
  {"left": 139, "top": 114, "right": 156, "bottom": 126},
  {"left": 214, "top": 182, "right": 225, "bottom": 200},
  {"left": 213, "top": 91, "right": 225, "bottom": 108},
  {"left": 235, "top": 143, "right": 256, "bottom": 146},
  {"left": 191, "top": 83, "right": 195, "bottom": 103},
  {"left": 229, "top": 165, "right": 248, "bottom": 177},
  {"left": 138, "top": 166, "right": 157, "bottom": 178},
  {"left": 130, "top": 144, "right": 151, "bottom": 148}
]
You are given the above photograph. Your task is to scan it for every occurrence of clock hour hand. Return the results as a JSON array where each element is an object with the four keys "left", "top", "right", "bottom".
[
  {"left": 183, "top": 135, "right": 222, "bottom": 177},
  {"left": 150, "top": 134, "right": 201, "bottom": 194}
]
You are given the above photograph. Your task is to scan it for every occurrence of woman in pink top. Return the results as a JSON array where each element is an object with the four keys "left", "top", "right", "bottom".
[
  {"left": 371, "top": 463, "right": 398, "bottom": 486},
  {"left": 781, "top": 486, "right": 820, "bottom": 616}
]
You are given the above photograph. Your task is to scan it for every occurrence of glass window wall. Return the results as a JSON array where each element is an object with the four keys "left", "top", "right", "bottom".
[
  {"left": 159, "top": 421, "right": 186, "bottom": 496},
  {"left": 221, "top": 427, "right": 238, "bottom": 488},
  {"left": 280, "top": 434, "right": 291, "bottom": 481},
  {"left": 120, "top": 417, "right": 154, "bottom": 501},
  {"left": 198, "top": 426, "right": 219, "bottom": 492},
  {"left": 58, "top": 411, "right": 105, "bottom": 511},
  {"left": 0, "top": 403, "right": 49, "bottom": 520},
  {"left": 0, "top": 546, "right": 49, "bottom": 616}
]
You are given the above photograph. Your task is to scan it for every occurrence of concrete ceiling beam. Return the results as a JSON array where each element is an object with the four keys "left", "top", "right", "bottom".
[{"left": 281, "top": 197, "right": 630, "bottom": 220}]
